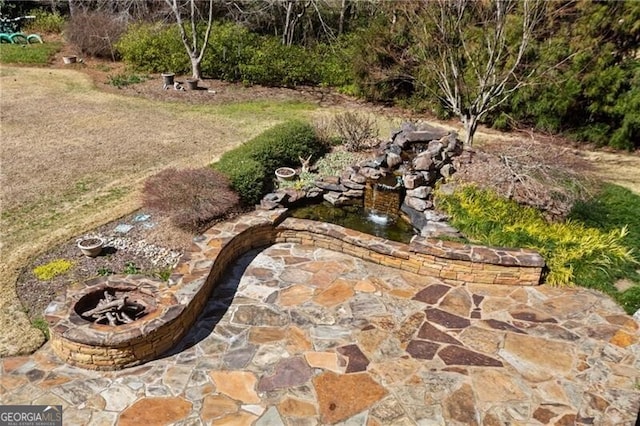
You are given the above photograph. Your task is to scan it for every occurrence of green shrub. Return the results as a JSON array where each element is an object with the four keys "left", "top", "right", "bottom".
[
  {"left": 213, "top": 153, "right": 266, "bottom": 206},
  {"left": 436, "top": 185, "right": 635, "bottom": 288},
  {"left": 201, "top": 22, "right": 258, "bottom": 81},
  {"left": 250, "top": 120, "right": 323, "bottom": 171},
  {"left": 116, "top": 20, "right": 353, "bottom": 90},
  {"left": 24, "top": 9, "right": 66, "bottom": 34},
  {"left": 618, "top": 286, "right": 640, "bottom": 316},
  {"left": 33, "top": 259, "right": 73, "bottom": 281},
  {"left": 116, "top": 23, "right": 189, "bottom": 74},
  {"left": 240, "top": 37, "right": 319, "bottom": 87},
  {"left": 213, "top": 120, "right": 325, "bottom": 205},
  {"left": 313, "top": 37, "right": 356, "bottom": 88},
  {"left": 569, "top": 183, "right": 640, "bottom": 313}
]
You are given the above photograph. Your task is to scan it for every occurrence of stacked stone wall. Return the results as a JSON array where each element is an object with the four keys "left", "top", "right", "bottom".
[{"left": 47, "top": 210, "right": 544, "bottom": 370}]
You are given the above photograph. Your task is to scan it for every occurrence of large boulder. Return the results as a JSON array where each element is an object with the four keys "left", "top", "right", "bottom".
[
  {"left": 412, "top": 153, "right": 434, "bottom": 171},
  {"left": 403, "top": 173, "right": 425, "bottom": 189},
  {"left": 406, "top": 186, "right": 432, "bottom": 199}
]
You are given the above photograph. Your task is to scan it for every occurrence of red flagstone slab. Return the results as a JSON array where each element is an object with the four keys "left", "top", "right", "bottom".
[
  {"left": 406, "top": 340, "right": 440, "bottom": 360},
  {"left": 279, "top": 285, "right": 315, "bottom": 307},
  {"left": 604, "top": 314, "right": 639, "bottom": 331},
  {"left": 438, "top": 345, "right": 503, "bottom": 367},
  {"left": 248, "top": 327, "right": 287, "bottom": 344},
  {"left": 472, "top": 294, "right": 484, "bottom": 306},
  {"left": 314, "top": 279, "right": 355, "bottom": 307},
  {"left": 413, "top": 284, "right": 451, "bottom": 304},
  {"left": 215, "top": 411, "right": 259, "bottom": 425},
  {"left": 210, "top": 371, "right": 260, "bottom": 404},
  {"left": 337, "top": 344, "right": 370, "bottom": 373},
  {"left": 533, "top": 406, "right": 556, "bottom": 424},
  {"left": 417, "top": 322, "right": 462, "bottom": 345},
  {"left": 118, "top": 397, "right": 192, "bottom": 426},
  {"left": 483, "top": 319, "right": 526, "bottom": 334},
  {"left": 510, "top": 309, "right": 557, "bottom": 323},
  {"left": 313, "top": 372, "right": 387, "bottom": 424},
  {"left": 425, "top": 308, "right": 470, "bottom": 329}
]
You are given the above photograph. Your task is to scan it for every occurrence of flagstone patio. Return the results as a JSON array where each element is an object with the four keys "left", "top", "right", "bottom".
[{"left": 1, "top": 241, "right": 639, "bottom": 425}]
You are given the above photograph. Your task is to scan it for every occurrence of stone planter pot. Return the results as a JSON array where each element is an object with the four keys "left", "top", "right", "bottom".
[
  {"left": 77, "top": 237, "right": 104, "bottom": 258},
  {"left": 63, "top": 55, "right": 77, "bottom": 64},
  {"left": 161, "top": 73, "right": 175, "bottom": 86},
  {"left": 275, "top": 167, "right": 297, "bottom": 182},
  {"left": 186, "top": 78, "right": 198, "bottom": 90}
]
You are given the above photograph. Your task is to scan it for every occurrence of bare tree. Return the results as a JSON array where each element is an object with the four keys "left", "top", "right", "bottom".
[
  {"left": 221, "top": 0, "right": 340, "bottom": 45},
  {"left": 165, "top": 0, "right": 214, "bottom": 79},
  {"left": 409, "top": 0, "right": 545, "bottom": 147}
]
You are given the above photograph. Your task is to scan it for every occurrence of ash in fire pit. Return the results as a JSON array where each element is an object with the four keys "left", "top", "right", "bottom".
[{"left": 75, "top": 285, "right": 156, "bottom": 326}]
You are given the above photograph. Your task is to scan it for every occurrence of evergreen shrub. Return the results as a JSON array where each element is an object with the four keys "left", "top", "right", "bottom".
[
  {"left": 116, "top": 23, "right": 189, "bottom": 74},
  {"left": 436, "top": 185, "right": 634, "bottom": 288},
  {"left": 25, "top": 9, "right": 66, "bottom": 34},
  {"left": 213, "top": 120, "right": 325, "bottom": 205}
]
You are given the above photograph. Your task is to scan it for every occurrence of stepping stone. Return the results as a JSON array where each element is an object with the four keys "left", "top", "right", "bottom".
[{"left": 114, "top": 224, "right": 133, "bottom": 234}]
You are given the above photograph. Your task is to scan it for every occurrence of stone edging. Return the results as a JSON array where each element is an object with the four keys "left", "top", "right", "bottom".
[{"left": 46, "top": 209, "right": 545, "bottom": 370}]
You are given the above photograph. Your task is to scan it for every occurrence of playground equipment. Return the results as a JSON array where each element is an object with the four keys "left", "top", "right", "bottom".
[{"left": 0, "top": 15, "right": 43, "bottom": 44}]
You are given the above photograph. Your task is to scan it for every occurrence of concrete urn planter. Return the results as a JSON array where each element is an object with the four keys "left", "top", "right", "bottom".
[
  {"left": 275, "top": 167, "right": 297, "bottom": 182},
  {"left": 77, "top": 237, "right": 104, "bottom": 258}
]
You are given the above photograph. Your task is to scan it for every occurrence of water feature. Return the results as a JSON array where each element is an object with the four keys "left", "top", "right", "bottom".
[
  {"left": 289, "top": 201, "right": 416, "bottom": 243},
  {"left": 364, "top": 174, "right": 403, "bottom": 219}
]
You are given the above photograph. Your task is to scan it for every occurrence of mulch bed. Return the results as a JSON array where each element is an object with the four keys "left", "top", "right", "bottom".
[{"left": 16, "top": 210, "right": 184, "bottom": 321}]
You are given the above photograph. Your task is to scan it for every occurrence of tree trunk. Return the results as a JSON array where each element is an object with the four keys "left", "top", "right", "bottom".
[
  {"left": 462, "top": 114, "right": 479, "bottom": 148},
  {"left": 191, "top": 56, "right": 202, "bottom": 80},
  {"left": 338, "top": 0, "right": 347, "bottom": 35},
  {"left": 283, "top": 1, "right": 293, "bottom": 45}
]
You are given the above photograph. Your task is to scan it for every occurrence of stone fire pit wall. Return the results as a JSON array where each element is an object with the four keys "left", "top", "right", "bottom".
[{"left": 47, "top": 209, "right": 544, "bottom": 370}]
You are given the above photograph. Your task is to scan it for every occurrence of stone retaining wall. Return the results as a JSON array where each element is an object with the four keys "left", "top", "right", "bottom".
[{"left": 47, "top": 209, "right": 545, "bottom": 370}]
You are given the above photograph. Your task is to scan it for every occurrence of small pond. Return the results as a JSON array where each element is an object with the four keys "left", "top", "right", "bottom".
[{"left": 289, "top": 201, "right": 417, "bottom": 243}]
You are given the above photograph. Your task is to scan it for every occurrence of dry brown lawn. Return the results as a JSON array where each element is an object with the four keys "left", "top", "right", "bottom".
[
  {"left": 581, "top": 150, "right": 640, "bottom": 194},
  {"left": 0, "top": 66, "right": 316, "bottom": 355}
]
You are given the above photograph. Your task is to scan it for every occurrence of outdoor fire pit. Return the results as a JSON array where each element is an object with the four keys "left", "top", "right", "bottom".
[
  {"left": 46, "top": 275, "right": 184, "bottom": 370},
  {"left": 75, "top": 285, "right": 156, "bottom": 326}
]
